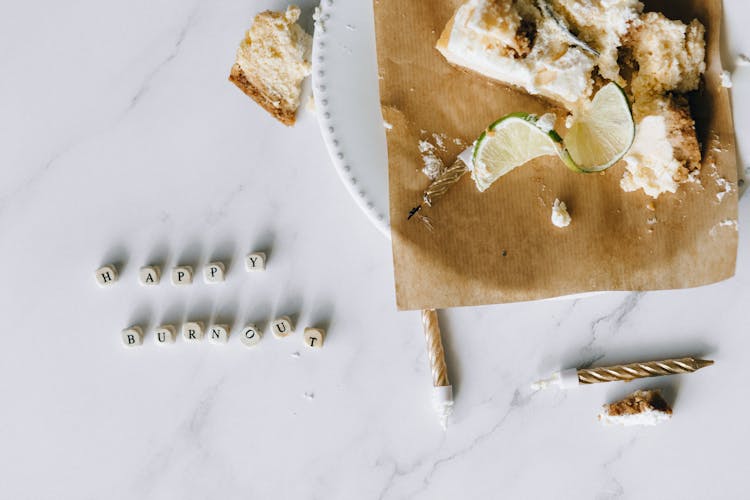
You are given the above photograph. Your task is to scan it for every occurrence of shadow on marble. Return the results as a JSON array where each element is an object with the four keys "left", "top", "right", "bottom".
[
  {"left": 128, "top": 301, "right": 154, "bottom": 330},
  {"left": 249, "top": 227, "right": 275, "bottom": 264},
  {"left": 308, "top": 299, "right": 334, "bottom": 339},
  {"left": 146, "top": 241, "right": 170, "bottom": 270},
  {"left": 209, "top": 239, "right": 236, "bottom": 275},
  {"left": 176, "top": 239, "right": 204, "bottom": 269},
  {"left": 101, "top": 243, "right": 130, "bottom": 276}
]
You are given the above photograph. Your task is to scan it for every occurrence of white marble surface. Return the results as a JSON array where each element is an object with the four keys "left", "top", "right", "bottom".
[{"left": 0, "top": 1, "right": 749, "bottom": 498}]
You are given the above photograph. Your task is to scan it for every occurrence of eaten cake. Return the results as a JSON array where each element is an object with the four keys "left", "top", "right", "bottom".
[
  {"left": 436, "top": 0, "right": 707, "bottom": 199},
  {"left": 599, "top": 389, "right": 672, "bottom": 426},
  {"left": 229, "top": 6, "right": 312, "bottom": 126}
]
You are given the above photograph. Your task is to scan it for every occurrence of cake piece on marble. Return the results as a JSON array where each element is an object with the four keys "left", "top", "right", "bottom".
[
  {"left": 229, "top": 6, "right": 312, "bottom": 126},
  {"left": 599, "top": 389, "right": 672, "bottom": 426}
]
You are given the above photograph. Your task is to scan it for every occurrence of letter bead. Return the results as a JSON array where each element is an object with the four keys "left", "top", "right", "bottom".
[
  {"left": 204, "top": 262, "right": 226, "bottom": 284},
  {"left": 171, "top": 266, "right": 193, "bottom": 285},
  {"left": 182, "top": 321, "right": 204, "bottom": 342},
  {"left": 208, "top": 324, "right": 230, "bottom": 344},
  {"left": 95, "top": 265, "right": 118, "bottom": 287},
  {"left": 245, "top": 252, "right": 266, "bottom": 271},
  {"left": 271, "top": 316, "right": 294, "bottom": 338},
  {"left": 121, "top": 326, "right": 143, "bottom": 347},
  {"left": 240, "top": 324, "right": 262, "bottom": 347},
  {"left": 154, "top": 325, "right": 176, "bottom": 345},
  {"left": 303, "top": 328, "right": 325, "bottom": 348},
  {"left": 139, "top": 266, "right": 161, "bottom": 286}
]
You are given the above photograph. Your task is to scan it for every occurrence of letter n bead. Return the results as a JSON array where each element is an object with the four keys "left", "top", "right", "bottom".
[
  {"left": 271, "top": 316, "right": 294, "bottom": 338},
  {"left": 208, "top": 324, "right": 230, "bottom": 344}
]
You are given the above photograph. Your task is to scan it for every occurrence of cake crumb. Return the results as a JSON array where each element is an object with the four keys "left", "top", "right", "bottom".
[
  {"left": 551, "top": 199, "right": 571, "bottom": 228},
  {"left": 737, "top": 54, "right": 750, "bottom": 66},
  {"left": 599, "top": 389, "right": 672, "bottom": 427},
  {"left": 290, "top": 351, "right": 301, "bottom": 358},
  {"left": 720, "top": 70, "right": 732, "bottom": 88},
  {"left": 303, "top": 392, "right": 315, "bottom": 400},
  {"left": 418, "top": 140, "right": 445, "bottom": 180}
]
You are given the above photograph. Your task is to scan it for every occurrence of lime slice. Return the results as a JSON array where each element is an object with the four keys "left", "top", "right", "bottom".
[
  {"left": 561, "top": 83, "right": 635, "bottom": 173},
  {"left": 471, "top": 112, "right": 562, "bottom": 192}
]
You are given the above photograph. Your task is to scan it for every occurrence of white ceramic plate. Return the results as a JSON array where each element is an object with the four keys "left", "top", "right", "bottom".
[{"left": 312, "top": 0, "right": 390, "bottom": 237}]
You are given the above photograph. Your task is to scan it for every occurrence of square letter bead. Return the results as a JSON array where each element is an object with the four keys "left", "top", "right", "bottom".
[
  {"left": 204, "top": 262, "right": 226, "bottom": 283},
  {"left": 154, "top": 325, "right": 176, "bottom": 345},
  {"left": 139, "top": 266, "right": 161, "bottom": 286},
  {"left": 271, "top": 316, "right": 294, "bottom": 338},
  {"left": 171, "top": 266, "right": 193, "bottom": 285},
  {"left": 208, "top": 324, "right": 230, "bottom": 344},
  {"left": 182, "top": 321, "right": 204, "bottom": 342},
  {"left": 121, "top": 326, "right": 143, "bottom": 347},
  {"left": 240, "top": 324, "right": 262, "bottom": 347},
  {"left": 245, "top": 252, "right": 266, "bottom": 271},
  {"left": 303, "top": 328, "right": 325, "bottom": 348},
  {"left": 95, "top": 265, "right": 118, "bottom": 287}
]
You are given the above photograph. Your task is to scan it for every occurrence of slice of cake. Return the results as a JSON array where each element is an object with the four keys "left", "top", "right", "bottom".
[
  {"left": 550, "top": 0, "right": 643, "bottom": 85},
  {"left": 621, "top": 94, "right": 701, "bottom": 197},
  {"left": 599, "top": 389, "right": 672, "bottom": 426},
  {"left": 229, "top": 6, "right": 312, "bottom": 126},
  {"left": 619, "top": 13, "right": 706, "bottom": 197},
  {"left": 436, "top": 0, "right": 597, "bottom": 110}
]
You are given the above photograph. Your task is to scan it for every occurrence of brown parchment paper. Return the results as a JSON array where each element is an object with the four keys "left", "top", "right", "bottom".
[{"left": 374, "top": 0, "right": 738, "bottom": 310}]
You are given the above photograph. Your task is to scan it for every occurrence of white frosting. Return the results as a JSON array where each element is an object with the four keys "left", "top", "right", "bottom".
[
  {"left": 720, "top": 70, "right": 733, "bottom": 88},
  {"left": 433, "top": 385, "right": 454, "bottom": 430},
  {"left": 440, "top": 0, "right": 595, "bottom": 109},
  {"left": 551, "top": 199, "right": 571, "bottom": 228},
  {"left": 620, "top": 116, "right": 681, "bottom": 198},
  {"left": 599, "top": 408, "right": 671, "bottom": 426}
]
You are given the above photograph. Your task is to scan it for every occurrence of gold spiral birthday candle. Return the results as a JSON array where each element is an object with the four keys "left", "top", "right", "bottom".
[{"left": 576, "top": 357, "right": 714, "bottom": 384}]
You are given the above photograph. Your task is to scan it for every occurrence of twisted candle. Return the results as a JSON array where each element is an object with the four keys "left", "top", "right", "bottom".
[
  {"left": 407, "top": 156, "right": 470, "bottom": 225},
  {"left": 576, "top": 357, "right": 714, "bottom": 385},
  {"left": 421, "top": 309, "right": 450, "bottom": 387},
  {"left": 421, "top": 309, "right": 453, "bottom": 430}
]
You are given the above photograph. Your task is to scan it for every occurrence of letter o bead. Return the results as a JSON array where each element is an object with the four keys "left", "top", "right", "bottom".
[{"left": 240, "top": 324, "right": 262, "bottom": 347}]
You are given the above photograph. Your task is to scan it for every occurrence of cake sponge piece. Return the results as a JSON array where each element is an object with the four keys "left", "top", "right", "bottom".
[
  {"left": 624, "top": 12, "right": 705, "bottom": 98},
  {"left": 230, "top": 6, "right": 312, "bottom": 126},
  {"left": 599, "top": 389, "right": 672, "bottom": 426}
]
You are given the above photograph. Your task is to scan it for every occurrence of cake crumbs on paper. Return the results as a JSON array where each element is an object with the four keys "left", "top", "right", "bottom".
[
  {"left": 709, "top": 219, "right": 738, "bottom": 236},
  {"left": 736, "top": 54, "right": 750, "bottom": 66},
  {"left": 345, "top": 24, "right": 356, "bottom": 31},
  {"left": 305, "top": 95, "right": 316, "bottom": 113},
  {"left": 418, "top": 140, "right": 444, "bottom": 179},
  {"left": 290, "top": 351, "right": 301, "bottom": 358},
  {"left": 551, "top": 199, "right": 571, "bottom": 228},
  {"left": 303, "top": 392, "right": 315, "bottom": 400},
  {"left": 720, "top": 70, "right": 733, "bottom": 88},
  {"left": 716, "top": 177, "right": 733, "bottom": 202}
]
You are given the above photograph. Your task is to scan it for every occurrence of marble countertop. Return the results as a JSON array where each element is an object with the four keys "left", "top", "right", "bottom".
[{"left": 1, "top": 1, "right": 748, "bottom": 498}]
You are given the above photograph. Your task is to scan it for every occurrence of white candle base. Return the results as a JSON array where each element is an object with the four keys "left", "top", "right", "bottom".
[
  {"left": 433, "top": 385, "right": 454, "bottom": 430},
  {"left": 531, "top": 368, "right": 580, "bottom": 390}
]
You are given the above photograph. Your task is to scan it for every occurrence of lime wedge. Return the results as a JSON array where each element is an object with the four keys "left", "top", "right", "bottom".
[
  {"left": 471, "top": 113, "right": 562, "bottom": 192},
  {"left": 561, "top": 83, "right": 635, "bottom": 173}
]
